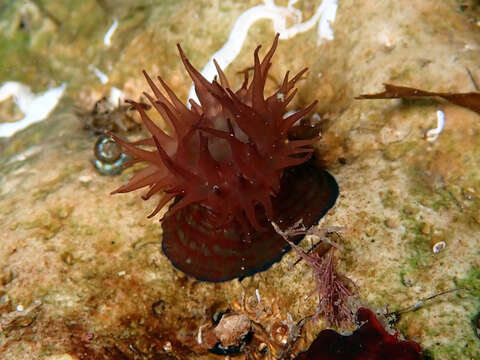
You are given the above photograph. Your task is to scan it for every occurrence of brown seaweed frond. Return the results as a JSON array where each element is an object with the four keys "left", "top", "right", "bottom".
[{"left": 356, "top": 83, "right": 480, "bottom": 115}]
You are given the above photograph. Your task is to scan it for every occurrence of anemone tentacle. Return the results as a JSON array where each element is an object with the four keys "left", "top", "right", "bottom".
[{"left": 113, "top": 34, "right": 319, "bottom": 232}]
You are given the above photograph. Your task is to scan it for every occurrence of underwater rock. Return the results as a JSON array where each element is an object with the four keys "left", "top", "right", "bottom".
[{"left": 1, "top": 0, "right": 480, "bottom": 359}]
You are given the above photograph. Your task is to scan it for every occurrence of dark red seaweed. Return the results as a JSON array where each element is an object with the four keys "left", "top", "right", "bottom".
[{"left": 296, "top": 308, "right": 422, "bottom": 360}]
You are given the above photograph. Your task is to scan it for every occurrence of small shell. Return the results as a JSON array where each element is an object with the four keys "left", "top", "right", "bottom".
[
  {"left": 270, "top": 322, "right": 289, "bottom": 345},
  {"left": 244, "top": 294, "right": 262, "bottom": 314},
  {"left": 93, "top": 135, "right": 130, "bottom": 176},
  {"left": 432, "top": 241, "right": 446, "bottom": 254}
]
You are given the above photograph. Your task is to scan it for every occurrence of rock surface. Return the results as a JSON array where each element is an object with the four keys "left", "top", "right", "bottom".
[{"left": 1, "top": 0, "right": 479, "bottom": 359}]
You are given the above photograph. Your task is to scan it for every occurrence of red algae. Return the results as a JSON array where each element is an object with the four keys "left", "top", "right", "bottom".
[
  {"left": 273, "top": 221, "right": 357, "bottom": 328},
  {"left": 295, "top": 308, "right": 422, "bottom": 360}
]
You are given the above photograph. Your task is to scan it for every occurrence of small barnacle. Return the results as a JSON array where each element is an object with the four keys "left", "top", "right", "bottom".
[
  {"left": 244, "top": 293, "right": 262, "bottom": 314},
  {"left": 162, "top": 341, "right": 172, "bottom": 352},
  {"left": 61, "top": 251, "right": 74, "bottom": 265},
  {"left": 92, "top": 135, "right": 131, "bottom": 176},
  {"left": 229, "top": 292, "right": 304, "bottom": 359},
  {"left": 270, "top": 322, "right": 289, "bottom": 345},
  {"left": 151, "top": 299, "right": 166, "bottom": 317}
]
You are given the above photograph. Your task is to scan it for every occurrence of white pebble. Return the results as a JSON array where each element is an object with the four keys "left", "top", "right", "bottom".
[{"left": 432, "top": 241, "right": 446, "bottom": 254}]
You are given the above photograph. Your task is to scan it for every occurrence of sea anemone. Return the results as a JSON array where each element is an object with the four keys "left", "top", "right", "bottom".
[{"left": 111, "top": 35, "right": 339, "bottom": 281}]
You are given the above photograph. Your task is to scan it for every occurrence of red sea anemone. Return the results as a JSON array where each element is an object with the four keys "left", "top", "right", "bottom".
[
  {"left": 295, "top": 307, "right": 423, "bottom": 360},
  {"left": 111, "top": 35, "right": 339, "bottom": 281}
]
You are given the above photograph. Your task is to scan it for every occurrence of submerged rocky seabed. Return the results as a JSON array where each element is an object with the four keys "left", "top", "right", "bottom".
[{"left": 1, "top": 0, "right": 480, "bottom": 359}]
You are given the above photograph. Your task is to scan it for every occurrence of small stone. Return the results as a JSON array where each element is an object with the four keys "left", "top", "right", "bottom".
[
  {"left": 365, "top": 227, "right": 377, "bottom": 237},
  {"left": 163, "top": 341, "right": 172, "bottom": 352},
  {"left": 420, "top": 222, "right": 432, "bottom": 235},
  {"left": 40, "top": 212, "right": 53, "bottom": 227},
  {"left": 78, "top": 175, "right": 92, "bottom": 184},
  {"left": 152, "top": 300, "right": 166, "bottom": 317},
  {"left": 379, "top": 123, "right": 411, "bottom": 145},
  {"left": 385, "top": 218, "right": 398, "bottom": 229},
  {"left": 214, "top": 314, "right": 251, "bottom": 348},
  {"left": 42, "top": 218, "right": 62, "bottom": 240},
  {"left": 474, "top": 212, "right": 480, "bottom": 225},
  {"left": 61, "top": 252, "right": 74, "bottom": 265},
  {"left": 432, "top": 241, "right": 446, "bottom": 254},
  {"left": 463, "top": 187, "right": 475, "bottom": 201}
]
